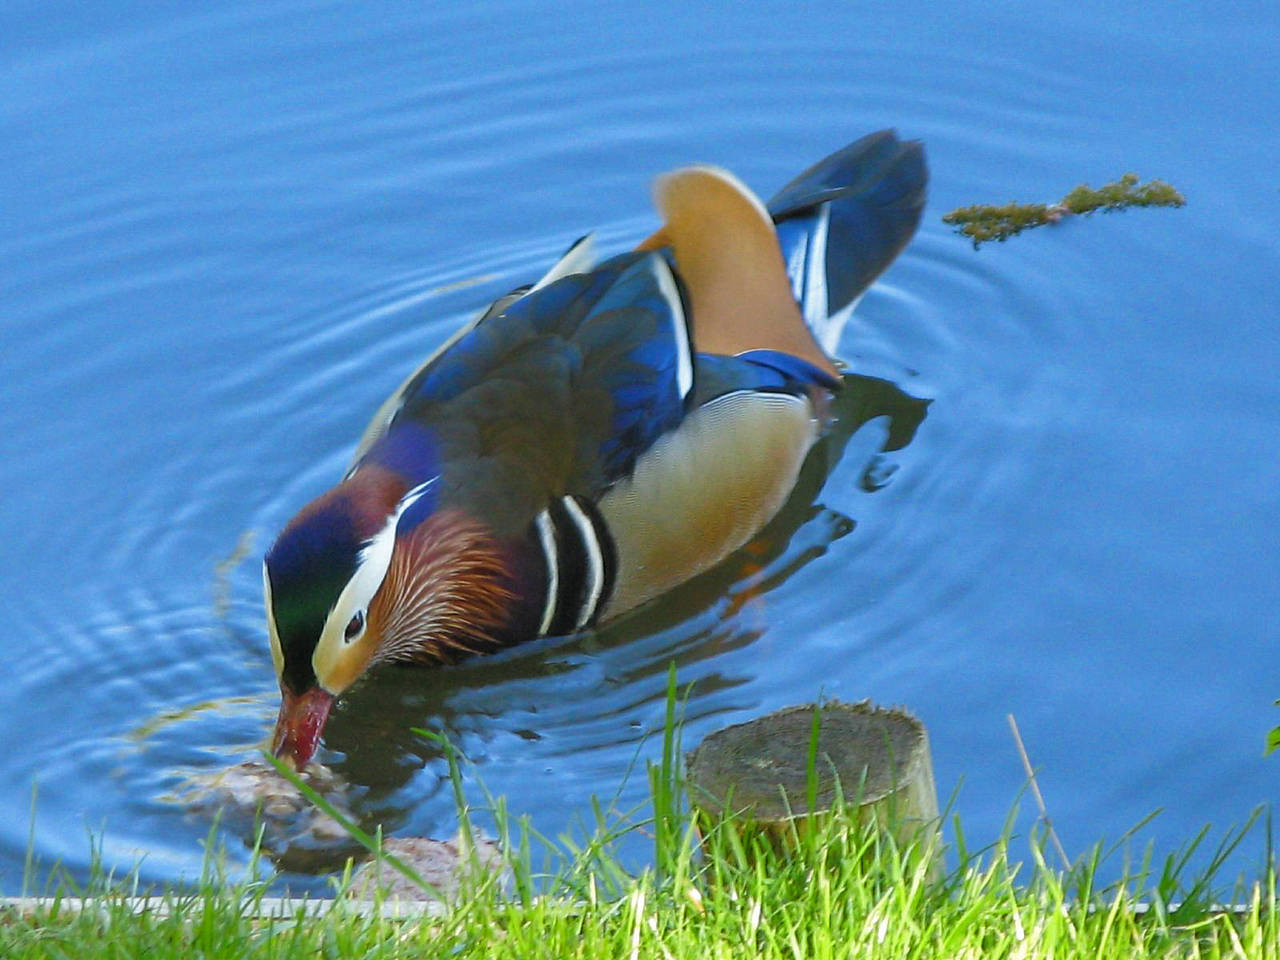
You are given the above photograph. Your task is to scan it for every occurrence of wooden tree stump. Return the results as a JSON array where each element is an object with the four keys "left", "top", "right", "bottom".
[{"left": 685, "top": 701, "right": 940, "bottom": 876}]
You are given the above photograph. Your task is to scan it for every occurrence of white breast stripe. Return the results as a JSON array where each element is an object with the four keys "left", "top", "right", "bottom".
[
  {"left": 535, "top": 509, "right": 559, "bottom": 636},
  {"left": 561, "top": 496, "right": 604, "bottom": 630},
  {"left": 651, "top": 254, "right": 693, "bottom": 400}
]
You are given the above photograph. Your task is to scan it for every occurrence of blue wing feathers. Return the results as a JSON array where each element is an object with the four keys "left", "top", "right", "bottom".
[
  {"left": 361, "top": 420, "right": 441, "bottom": 480},
  {"left": 390, "top": 251, "right": 692, "bottom": 492},
  {"left": 734, "top": 349, "right": 842, "bottom": 391},
  {"left": 577, "top": 254, "right": 689, "bottom": 478},
  {"left": 767, "top": 130, "right": 924, "bottom": 220},
  {"left": 768, "top": 130, "right": 927, "bottom": 318},
  {"left": 689, "top": 352, "right": 837, "bottom": 409}
]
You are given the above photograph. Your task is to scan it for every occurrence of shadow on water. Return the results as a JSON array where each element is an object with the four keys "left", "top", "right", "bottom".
[{"left": 265, "top": 372, "right": 929, "bottom": 874}]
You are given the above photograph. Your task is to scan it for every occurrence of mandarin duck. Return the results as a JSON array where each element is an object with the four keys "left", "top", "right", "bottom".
[{"left": 265, "top": 130, "right": 927, "bottom": 768}]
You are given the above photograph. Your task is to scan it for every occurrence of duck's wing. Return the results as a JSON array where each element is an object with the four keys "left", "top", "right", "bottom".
[
  {"left": 769, "top": 130, "right": 927, "bottom": 354},
  {"left": 349, "top": 235, "right": 599, "bottom": 469},
  {"left": 356, "top": 249, "right": 696, "bottom": 538}
]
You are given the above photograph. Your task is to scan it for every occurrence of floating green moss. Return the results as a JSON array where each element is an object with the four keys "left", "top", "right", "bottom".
[{"left": 943, "top": 173, "right": 1186, "bottom": 248}]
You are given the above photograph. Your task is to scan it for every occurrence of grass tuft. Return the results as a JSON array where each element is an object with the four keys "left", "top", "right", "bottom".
[{"left": 4, "top": 678, "right": 1276, "bottom": 958}]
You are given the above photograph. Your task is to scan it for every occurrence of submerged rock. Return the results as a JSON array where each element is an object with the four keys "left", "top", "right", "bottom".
[
  {"left": 348, "top": 834, "right": 506, "bottom": 902},
  {"left": 178, "top": 759, "right": 354, "bottom": 842},
  {"left": 178, "top": 759, "right": 506, "bottom": 892}
]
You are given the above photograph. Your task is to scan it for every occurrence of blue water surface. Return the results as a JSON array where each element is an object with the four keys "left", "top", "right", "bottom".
[{"left": 1, "top": 0, "right": 1277, "bottom": 894}]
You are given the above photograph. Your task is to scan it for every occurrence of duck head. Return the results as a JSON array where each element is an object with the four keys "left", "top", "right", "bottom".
[{"left": 263, "top": 466, "right": 517, "bottom": 768}]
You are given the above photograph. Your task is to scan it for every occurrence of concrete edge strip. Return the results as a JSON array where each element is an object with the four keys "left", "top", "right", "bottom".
[{"left": 0, "top": 896, "right": 448, "bottom": 920}]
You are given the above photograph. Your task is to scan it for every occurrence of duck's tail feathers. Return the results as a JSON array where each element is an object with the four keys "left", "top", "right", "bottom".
[{"left": 768, "top": 130, "right": 927, "bottom": 355}]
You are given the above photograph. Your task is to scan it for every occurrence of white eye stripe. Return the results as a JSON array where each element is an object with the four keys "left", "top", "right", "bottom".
[
  {"left": 393, "top": 478, "right": 438, "bottom": 528},
  {"left": 313, "top": 476, "right": 439, "bottom": 685},
  {"left": 360, "top": 478, "right": 437, "bottom": 565},
  {"left": 345, "top": 477, "right": 437, "bottom": 611}
]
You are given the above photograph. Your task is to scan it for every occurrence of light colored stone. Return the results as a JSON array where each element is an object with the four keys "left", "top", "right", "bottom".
[
  {"left": 178, "top": 759, "right": 351, "bottom": 838},
  {"left": 348, "top": 833, "right": 506, "bottom": 902}
]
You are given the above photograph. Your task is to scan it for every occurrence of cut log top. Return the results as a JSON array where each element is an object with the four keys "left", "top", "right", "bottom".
[{"left": 685, "top": 700, "right": 933, "bottom": 822}]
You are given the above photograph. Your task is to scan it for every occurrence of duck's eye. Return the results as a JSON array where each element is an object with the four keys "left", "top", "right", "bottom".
[{"left": 343, "top": 609, "right": 365, "bottom": 643}]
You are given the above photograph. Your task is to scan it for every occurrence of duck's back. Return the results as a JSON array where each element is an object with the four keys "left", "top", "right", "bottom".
[{"left": 350, "top": 130, "right": 926, "bottom": 627}]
